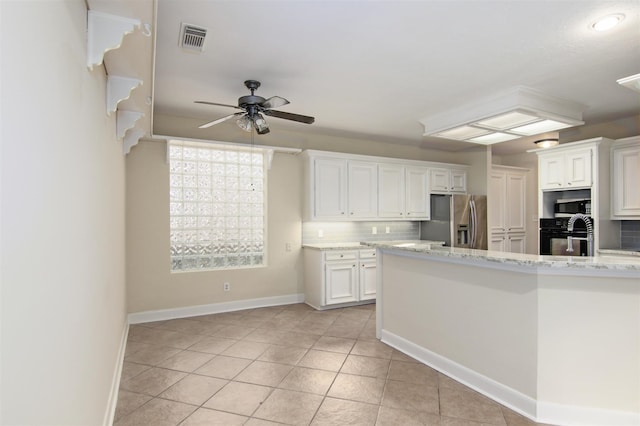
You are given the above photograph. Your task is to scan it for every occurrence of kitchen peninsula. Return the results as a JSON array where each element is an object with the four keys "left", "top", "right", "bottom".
[{"left": 365, "top": 242, "right": 640, "bottom": 426}]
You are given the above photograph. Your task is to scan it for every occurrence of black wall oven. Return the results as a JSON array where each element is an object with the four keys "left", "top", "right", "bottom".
[{"left": 540, "top": 218, "right": 592, "bottom": 256}]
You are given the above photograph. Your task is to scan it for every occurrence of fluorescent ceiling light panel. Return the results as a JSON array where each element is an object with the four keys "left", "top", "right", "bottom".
[
  {"left": 435, "top": 125, "right": 490, "bottom": 140},
  {"left": 510, "top": 119, "right": 572, "bottom": 135},
  {"left": 420, "top": 87, "right": 585, "bottom": 145},
  {"left": 617, "top": 73, "right": 640, "bottom": 93},
  {"left": 469, "top": 132, "right": 520, "bottom": 144},
  {"left": 475, "top": 111, "right": 539, "bottom": 130}
]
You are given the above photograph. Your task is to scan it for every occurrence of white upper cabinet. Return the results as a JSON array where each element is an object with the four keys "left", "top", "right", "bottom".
[
  {"left": 314, "top": 158, "right": 348, "bottom": 219},
  {"left": 611, "top": 136, "right": 640, "bottom": 219},
  {"left": 348, "top": 161, "right": 378, "bottom": 219},
  {"left": 303, "top": 150, "right": 466, "bottom": 221},
  {"left": 378, "top": 164, "right": 405, "bottom": 218},
  {"left": 405, "top": 167, "right": 430, "bottom": 219},
  {"left": 539, "top": 148, "right": 592, "bottom": 190},
  {"left": 430, "top": 168, "right": 467, "bottom": 193},
  {"left": 379, "top": 165, "right": 430, "bottom": 219}
]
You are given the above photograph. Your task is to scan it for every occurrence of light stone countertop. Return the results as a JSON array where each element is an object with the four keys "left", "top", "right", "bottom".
[
  {"left": 302, "top": 240, "right": 446, "bottom": 251},
  {"left": 598, "top": 248, "right": 640, "bottom": 257},
  {"left": 362, "top": 241, "right": 640, "bottom": 273}
]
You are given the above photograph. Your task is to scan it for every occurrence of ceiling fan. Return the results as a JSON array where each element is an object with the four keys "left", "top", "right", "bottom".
[{"left": 195, "top": 80, "right": 315, "bottom": 135}]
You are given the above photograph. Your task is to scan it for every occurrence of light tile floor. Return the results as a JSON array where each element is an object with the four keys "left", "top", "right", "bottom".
[{"left": 115, "top": 303, "right": 550, "bottom": 425}]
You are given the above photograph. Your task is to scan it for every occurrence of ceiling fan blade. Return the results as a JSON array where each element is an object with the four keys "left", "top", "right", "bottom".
[
  {"left": 261, "top": 96, "right": 290, "bottom": 109},
  {"left": 195, "top": 100, "right": 242, "bottom": 110},
  {"left": 263, "top": 109, "right": 315, "bottom": 124},
  {"left": 198, "top": 112, "right": 244, "bottom": 129}
]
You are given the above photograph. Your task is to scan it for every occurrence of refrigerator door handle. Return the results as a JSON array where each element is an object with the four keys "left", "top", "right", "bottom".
[{"left": 470, "top": 199, "right": 477, "bottom": 249}]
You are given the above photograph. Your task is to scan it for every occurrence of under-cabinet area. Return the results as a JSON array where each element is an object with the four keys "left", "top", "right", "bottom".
[{"left": 303, "top": 246, "right": 377, "bottom": 310}]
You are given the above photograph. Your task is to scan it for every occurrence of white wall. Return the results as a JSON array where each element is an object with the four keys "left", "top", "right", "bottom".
[{"left": 1, "top": 1, "right": 127, "bottom": 424}]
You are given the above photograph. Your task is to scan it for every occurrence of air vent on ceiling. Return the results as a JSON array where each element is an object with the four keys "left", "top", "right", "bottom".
[{"left": 180, "top": 23, "right": 207, "bottom": 52}]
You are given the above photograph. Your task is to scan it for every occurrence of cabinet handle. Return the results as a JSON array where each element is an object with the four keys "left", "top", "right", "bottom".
[
  {"left": 353, "top": 264, "right": 356, "bottom": 268},
  {"left": 407, "top": 212, "right": 411, "bottom": 215},
  {"left": 340, "top": 255, "right": 344, "bottom": 258},
  {"left": 568, "top": 182, "right": 572, "bottom": 186},
  {"left": 400, "top": 212, "right": 403, "bottom": 215},
  {"left": 341, "top": 212, "right": 345, "bottom": 215},
  {"left": 350, "top": 212, "right": 354, "bottom": 215}
]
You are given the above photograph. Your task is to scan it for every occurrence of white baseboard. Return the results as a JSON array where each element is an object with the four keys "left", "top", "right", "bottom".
[
  {"left": 381, "top": 329, "right": 640, "bottom": 426},
  {"left": 537, "top": 401, "right": 640, "bottom": 426},
  {"left": 381, "top": 329, "right": 537, "bottom": 421},
  {"left": 127, "top": 293, "right": 305, "bottom": 324},
  {"left": 103, "top": 321, "right": 129, "bottom": 426}
]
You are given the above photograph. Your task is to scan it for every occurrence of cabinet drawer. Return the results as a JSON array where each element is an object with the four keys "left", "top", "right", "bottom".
[
  {"left": 359, "top": 249, "right": 377, "bottom": 259},
  {"left": 325, "top": 251, "right": 358, "bottom": 261}
]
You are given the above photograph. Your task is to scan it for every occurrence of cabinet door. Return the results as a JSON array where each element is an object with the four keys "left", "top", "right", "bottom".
[
  {"left": 430, "top": 168, "right": 451, "bottom": 192},
  {"left": 325, "top": 262, "right": 358, "bottom": 305},
  {"left": 490, "top": 234, "right": 506, "bottom": 252},
  {"left": 566, "top": 149, "right": 592, "bottom": 188},
  {"left": 506, "top": 173, "right": 526, "bottom": 233},
  {"left": 378, "top": 164, "right": 405, "bottom": 218},
  {"left": 489, "top": 171, "right": 507, "bottom": 233},
  {"left": 539, "top": 154, "right": 564, "bottom": 190},
  {"left": 314, "top": 158, "right": 347, "bottom": 219},
  {"left": 507, "top": 234, "right": 526, "bottom": 254},
  {"left": 612, "top": 145, "right": 640, "bottom": 217},
  {"left": 348, "top": 161, "right": 378, "bottom": 218},
  {"left": 405, "top": 166, "right": 430, "bottom": 219},
  {"left": 359, "top": 260, "right": 377, "bottom": 301},
  {"left": 450, "top": 170, "right": 467, "bottom": 193}
]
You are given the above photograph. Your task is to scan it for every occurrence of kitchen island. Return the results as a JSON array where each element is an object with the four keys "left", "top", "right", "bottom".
[{"left": 364, "top": 242, "right": 640, "bottom": 426}]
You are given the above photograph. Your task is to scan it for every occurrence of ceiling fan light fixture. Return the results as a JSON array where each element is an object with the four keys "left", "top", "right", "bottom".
[
  {"left": 253, "top": 113, "right": 270, "bottom": 135},
  {"left": 236, "top": 115, "right": 253, "bottom": 132}
]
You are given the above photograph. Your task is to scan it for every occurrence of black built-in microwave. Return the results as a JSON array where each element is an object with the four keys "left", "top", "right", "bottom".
[{"left": 554, "top": 198, "right": 591, "bottom": 218}]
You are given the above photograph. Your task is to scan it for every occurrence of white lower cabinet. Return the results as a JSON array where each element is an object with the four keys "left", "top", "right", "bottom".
[
  {"left": 325, "top": 261, "right": 358, "bottom": 304},
  {"left": 304, "top": 248, "right": 376, "bottom": 309}
]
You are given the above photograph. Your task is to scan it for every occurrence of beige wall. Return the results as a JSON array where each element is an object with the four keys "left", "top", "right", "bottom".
[
  {"left": 126, "top": 114, "right": 489, "bottom": 314},
  {"left": 1, "top": 1, "right": 127, "bottom": 424},
  {"left": 126, "top": 141, "right": 304, "bottom": 313}
]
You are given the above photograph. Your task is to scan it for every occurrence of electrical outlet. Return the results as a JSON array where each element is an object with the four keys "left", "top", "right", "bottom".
[
  {"left": 223, "top": 282, "right": 230, "bottom": 291},
  {"left": 372, "top": 226, "right": 377, "bottom": 235},
  {"left": 286, "top": 242, "right": 292, "bottom": 252},
  {"left": 385, "top": 226, "right": 390, "bottom": 233},
  {"left": 532, "top": 214, "right": 538, "bottom": 222},
  {"left": 318, "top": 229, "right": 324, "bottom": 238}
]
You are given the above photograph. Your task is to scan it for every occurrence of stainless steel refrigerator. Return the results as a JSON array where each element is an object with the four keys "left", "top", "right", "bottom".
[{"left": 420, "top": 194, "right": 488, "bottom": 249}]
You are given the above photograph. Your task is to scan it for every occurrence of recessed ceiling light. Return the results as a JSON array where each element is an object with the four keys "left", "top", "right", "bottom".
[{"left": 591, "top": 14, "right": 624, "bottom": 32}]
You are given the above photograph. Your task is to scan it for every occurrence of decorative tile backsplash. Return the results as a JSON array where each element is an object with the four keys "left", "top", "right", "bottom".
[
  {"left": 621, "top": 221, "right": 640, "bottom": 250},
  {"left": 302, "top": 221, "right": 420, "bottom": 244}
]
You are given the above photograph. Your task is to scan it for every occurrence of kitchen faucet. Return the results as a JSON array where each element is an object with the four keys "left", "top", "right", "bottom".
[{"left": 566, "top": 213, "right": 594, "bottom": 256}]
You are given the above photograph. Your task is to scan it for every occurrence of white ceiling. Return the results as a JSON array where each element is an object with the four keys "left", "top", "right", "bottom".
[{"left": 153, "top": 0, "right": 640, "bottom": 153}]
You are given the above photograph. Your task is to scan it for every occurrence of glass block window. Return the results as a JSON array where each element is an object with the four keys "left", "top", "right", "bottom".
[{"left": 168, "top": 140, "right": 266, "bottom": 271}]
